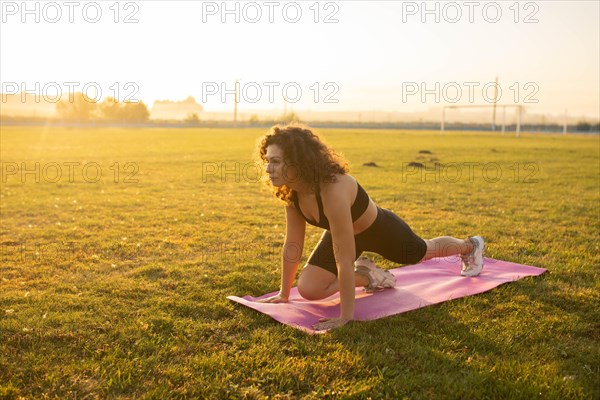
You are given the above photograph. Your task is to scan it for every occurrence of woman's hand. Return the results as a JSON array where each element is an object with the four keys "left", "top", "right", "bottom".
[
  {"left": 312, "top": 317, "right": 351, "bottom": 331},
  {"left": 256, "top": 293, "right": 288, "bottom": 303}
]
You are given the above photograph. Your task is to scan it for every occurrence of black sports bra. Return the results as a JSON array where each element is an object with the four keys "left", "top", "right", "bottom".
[{"left": 291, "top": 181, "right": 370, "bottom": 230}]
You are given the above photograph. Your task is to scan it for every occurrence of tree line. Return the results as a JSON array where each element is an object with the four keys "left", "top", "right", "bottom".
[{"left": 56, "top": 92, "right": 150, "bottom": 123}]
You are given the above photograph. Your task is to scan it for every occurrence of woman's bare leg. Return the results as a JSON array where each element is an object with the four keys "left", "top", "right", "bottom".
[
  {"left": 297, "top": 264, "right": 369, "bottom": 300},
  {"left": 419, "top": 236, "right": 473, "bottom": 262}
]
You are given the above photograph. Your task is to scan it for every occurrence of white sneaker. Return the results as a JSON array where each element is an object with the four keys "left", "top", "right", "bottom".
[
  {"left": 460, "top": 236, "right": 485, "bottom": 277},
  {"left": 354, "top": 256, "right": 396, "bottom": 292}
]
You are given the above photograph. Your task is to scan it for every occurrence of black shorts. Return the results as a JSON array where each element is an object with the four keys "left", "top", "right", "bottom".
[{"left": 306, "top": 206, "right": 427, "bottom": 276}]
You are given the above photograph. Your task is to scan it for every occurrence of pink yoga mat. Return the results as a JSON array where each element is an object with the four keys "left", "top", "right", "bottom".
[{"left": 227, "top": 257, "right": 546, "bottom": 334}]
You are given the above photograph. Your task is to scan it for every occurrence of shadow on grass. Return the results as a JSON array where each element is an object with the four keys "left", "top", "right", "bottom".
[
  {"left": 320, "top": 275, "right": 595, "bottom": 399},
  {"left": 227, "top": 270, "right": 594, "bottom": 399}
]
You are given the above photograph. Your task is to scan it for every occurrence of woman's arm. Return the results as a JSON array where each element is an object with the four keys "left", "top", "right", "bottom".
[
  {"left": 316, "top": 187, "right": 356, "bottom": 328},
  {"left": 280, "top": 204, "right": 306, "bottom": 297},
  {"left": 258, "top": 204, "right": 305, "bottom": 303}
]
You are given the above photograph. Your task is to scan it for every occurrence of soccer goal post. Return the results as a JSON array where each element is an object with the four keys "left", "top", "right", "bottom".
[{"left": 441, "top": 104, "right": 523, "bottom": 137}]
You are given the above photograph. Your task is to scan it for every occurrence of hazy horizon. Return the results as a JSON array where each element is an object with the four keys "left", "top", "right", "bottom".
[{"left": 2, "top": 91, "right": 597, "bottom": 126}]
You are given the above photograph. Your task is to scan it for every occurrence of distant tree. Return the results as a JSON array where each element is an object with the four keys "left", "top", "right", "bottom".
[
  {"left": 56, "top": 92, "right": 98, "bottom": 121},
  {"left": 56, "top": 94, "right": 149, "bottom": 123},
  {"left": 98, "top": 97, "right": 150, "bottom": 123},
  {"left": 576, "top": 121, "right": 591, "bottom": 132},
  {"left": 184, "top": 113, "right": 200, "bottom": 125},
  {"left": 249, "top": 114, "right": 260, "bottom": 123},
  {"left": 98, "top": 97, "right": 122, "bottom": 120},
  {"left": 121, "top": 101, "right": 150, "bottom": 123},
  {"left": 281, "top": 111, "right": 300, "bottom": 123}
]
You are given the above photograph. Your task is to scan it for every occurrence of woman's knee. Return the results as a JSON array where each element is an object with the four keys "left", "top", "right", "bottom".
[
  {"left": 297, "top": 263, "right": 336, "bottom": 300},
  {"left": 418, "top": 239, "right": 434, "bottom": 262},
  {"left": 407, "top": 238, "right": 429, "bottom": 264},
  {"left": 297, "top": 284, "right": 325, "bottom": 301}
]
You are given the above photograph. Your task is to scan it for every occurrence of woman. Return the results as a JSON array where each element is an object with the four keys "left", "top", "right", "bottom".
[{"left": 255, "top": 124, "right": 484, "bottom": 331}]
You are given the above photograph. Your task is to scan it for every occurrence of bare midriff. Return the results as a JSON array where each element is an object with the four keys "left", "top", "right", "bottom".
[{"left": 351, "top": 198, "right": 378, "bottom": 235}]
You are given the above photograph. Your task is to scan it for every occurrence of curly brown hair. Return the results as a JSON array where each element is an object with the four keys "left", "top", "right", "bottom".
[{"left": 255, "top": 123, "right": 350, "bottom": 204}]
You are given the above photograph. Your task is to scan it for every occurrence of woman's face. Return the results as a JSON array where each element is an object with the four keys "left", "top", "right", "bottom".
[
  {"left": 265, "top": 144, "right": 300, "bottom": 187},
  {"left": 264, "top": 144, "right": 285, "bottom": 186}
]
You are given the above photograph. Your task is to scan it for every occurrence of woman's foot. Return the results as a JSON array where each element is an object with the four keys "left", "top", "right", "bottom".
[
  {"left": 460, "top": 236, "right": 485, "bottom": 277},
  {"left": 354, "top": 256, "right": 396, "bottom": 292}
]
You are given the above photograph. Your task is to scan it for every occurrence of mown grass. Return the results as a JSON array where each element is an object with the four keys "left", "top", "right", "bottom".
[{"left": 0, "top": 126, "right": 598, "bottom": 399}]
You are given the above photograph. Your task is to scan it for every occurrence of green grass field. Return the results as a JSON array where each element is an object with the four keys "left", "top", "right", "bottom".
[{"left": 1, "top": 126, "right": 598, "bottom": 399}]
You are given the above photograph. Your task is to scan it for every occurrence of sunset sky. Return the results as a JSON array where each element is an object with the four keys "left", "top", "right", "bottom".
[{"left": 2, "top": 0, "right": 599, "bottom": 119}]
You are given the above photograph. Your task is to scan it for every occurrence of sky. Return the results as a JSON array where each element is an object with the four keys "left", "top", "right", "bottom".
[{"left": 1, "top": 0, "right": 599, "bottom": 119}]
